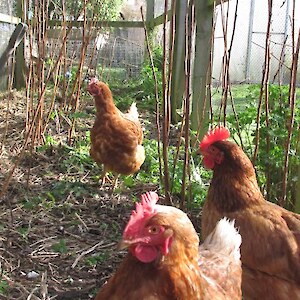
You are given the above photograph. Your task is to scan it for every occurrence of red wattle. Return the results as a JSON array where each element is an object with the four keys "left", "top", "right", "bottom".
[
  {"left": 133, "top": 244, "right": 158, "bottom": 263},
  {"left": 203, "top": 156, "right": 215, "bottom": 169}
]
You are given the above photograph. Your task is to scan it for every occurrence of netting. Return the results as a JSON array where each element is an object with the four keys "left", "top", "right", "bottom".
[
  {"left": 1, "top": 0, "right": 299, "bottom": 87},
  {"left": 213, "top": 0, "right": 300, "bottom": 85},
  {"left": 96, "top": 28, "right": 145, "bottom": 79},
  {"left": 44, "top": 26, "right": 145, "bottom": 81}
]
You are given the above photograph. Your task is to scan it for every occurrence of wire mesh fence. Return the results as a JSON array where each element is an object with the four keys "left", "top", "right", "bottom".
[
  {"left": 96, "top": 28, "right": 145, "bottom": 79},
  {"left": 213, "top": 0, "right": 300, "bottom": 85},
  {"left": 1, "top": 0, "right": 299, "bottom": 89},
  {"left": 45, "top": 27, "right": 145, "bottom": 81}
]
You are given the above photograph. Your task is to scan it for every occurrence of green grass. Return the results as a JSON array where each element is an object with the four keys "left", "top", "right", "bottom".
[
  {"left": 37, "top": 56, "right": 300, "bottom": 209},
  {"left": 52, "top": 239, "right": 69, "bottom": 254},
  {"left": 85, "top": 252, "right": 109, "bottom": 266},
  {"left": 98, "top": 67, "right": 127, "bottom": 83},
  {"left": 0, "top": 280, "right": 8, "bottom": 296}
]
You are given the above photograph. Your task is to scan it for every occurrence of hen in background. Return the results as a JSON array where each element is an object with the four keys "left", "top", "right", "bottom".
[
  {"left": 95, "top": 192, "right": 242, "bottom": 300},
  {"left": 87, "top": 79, "right": 145, "bottom": 187},
  {"left": 198, "top": 127, "right": 300, "bottom": 300}
]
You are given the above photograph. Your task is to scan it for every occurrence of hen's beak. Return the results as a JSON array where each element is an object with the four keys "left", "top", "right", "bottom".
[{"left": 117, "top": 239, "right": 132, "bottom": 251}]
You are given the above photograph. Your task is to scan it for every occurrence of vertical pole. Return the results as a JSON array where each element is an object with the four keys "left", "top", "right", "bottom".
[
  {"left": 170, "top": 0, "right": 187, "bottom": 123},
  {"left": 190, "top": 0, "right": 213, "bottom": 130},
  {"left": 281, "top": 0, "right": 290, "bottom": 82},
  {"left": 283, "top": 0, "right": 290, "bottom": 41},
  {"left": 245, "top": 0, "right": 255, "bottom": 82},
  {"left": 146, "top": 0, "right": 155, "bottom": 23},
  {"left": 15, "top": 0, "right": 26, "bottom": 89},
  {"left": 145, "top": 0, "right": 155, "bottom": 61}
]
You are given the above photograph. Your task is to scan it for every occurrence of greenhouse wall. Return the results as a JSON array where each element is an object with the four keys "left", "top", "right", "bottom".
[{"left": 213, "top": 0, "right": 300, "bottom": 84}]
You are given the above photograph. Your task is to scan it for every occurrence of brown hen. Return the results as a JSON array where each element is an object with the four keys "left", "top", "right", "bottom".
[
  {"left": 198, "top": 127, "right": 300, "bottom": 300},
  {"left": 87, "top": 79, "right": 145, "bottom": 186},
  {"left": 95, "top": 192, "right": 242, "bottom": 300}
]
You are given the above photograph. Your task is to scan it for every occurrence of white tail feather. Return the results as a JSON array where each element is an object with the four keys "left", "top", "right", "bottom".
[
  {"left": 202, "top": 218, "right": 241, "bottom": 261},
  {"left": 127, "top": 102, "right": 139, "bottom": 121}
]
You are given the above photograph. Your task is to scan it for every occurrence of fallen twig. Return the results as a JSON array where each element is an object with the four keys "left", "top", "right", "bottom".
[
  {"left": 75, "top": 212, "right": 89, "bottom": 231},
  {"left": 71, "top": 241, "right": 116, "bottom": 269}
]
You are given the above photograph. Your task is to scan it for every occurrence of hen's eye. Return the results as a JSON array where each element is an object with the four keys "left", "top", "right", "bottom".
[{"left": 148, "top": 225, "right": 161, "bottom": 234}]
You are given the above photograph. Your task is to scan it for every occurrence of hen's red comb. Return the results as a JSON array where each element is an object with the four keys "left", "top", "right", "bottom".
[
  {"left": 123, "top": 192, "right": 159, "bottom": 237},
  {"left": 200, "top": 127, "right": 230, "bottom": 151}
]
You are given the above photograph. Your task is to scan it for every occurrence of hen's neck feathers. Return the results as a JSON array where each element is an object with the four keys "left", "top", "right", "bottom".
[
  {"left": 210, "top": 141, "right": 265, "bottom": 212},
  {"left": 94, "top": 84, "right": 118, "bottom": 115},
  {"left": 163, "top": 241, "right": 205, "bottom": 299}
]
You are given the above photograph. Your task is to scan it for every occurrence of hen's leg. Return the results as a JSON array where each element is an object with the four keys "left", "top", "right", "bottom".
[
  {"left": 111, "top": 174, "right": 120, "bottom": 191},
  {"left": 100, "top": 167, "right": 112, "bottom": 187}
]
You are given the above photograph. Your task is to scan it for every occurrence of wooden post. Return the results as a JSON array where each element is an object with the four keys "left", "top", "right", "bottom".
[
  {"left": 170, "top": 0, "right": 187, "bottom": 123},
  {"left": 190, "top": 0, "right": 214, "bottom": 131},
  {"left": 145, "top": 0, "right": 155, "bottom": 52},
  {"left": 14, "top": 0, "right": 26, "bottom": 89},
  {"left": 245, "top": 0, "right": 255, "bottom": 81},
  {"left": 147, "top": 0, "right": 155, "bottom": 25}
]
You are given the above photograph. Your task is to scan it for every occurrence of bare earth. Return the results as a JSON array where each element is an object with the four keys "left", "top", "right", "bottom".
[
  {"left": 0, "top": 90, "right": 200, "bottom": 300},
  {"left": 0, "top": 90, "right": 147, "bottom": 299}
]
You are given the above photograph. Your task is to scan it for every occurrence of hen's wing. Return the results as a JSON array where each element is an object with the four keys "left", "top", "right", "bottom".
[
  {"left": 209, "top": 202, "right": 300, "bottom": 300},
  {"left": 199, "top": 218, "right": 242, "bottom": 300},
  {"left": 203, "top": 199, "right": 300, "bottom": 299},
  {"left": 232, "top": 203, "right": 300, "bottom": 281},
  {"left": 242, "top": 265, "right": 300, "bottom": 300},
  {"left": 121, "top": 102, "right": 143, "bottom": 144},
  {"left": 90, "top": 100, "right": 145, "bottom": 176}
]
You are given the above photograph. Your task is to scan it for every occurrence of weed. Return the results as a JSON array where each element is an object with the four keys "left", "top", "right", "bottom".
[
  {"left": 60, "top": 141, "right": 94, "bottom": 174},
  {"left": 0, "top": 279, "right": 8, "bottom": 296},
  {"left": 226, "top": 84, "right": 300, "bottom": 204},
  {"left": 85, "top": 252, "right": 109, "bottom": 266},
  {"left": 22, "top": 197, "right": 41, "bottom": 211},
  {"left": 125, "top": 138, "right": 211, "bottom": 208},
  {"left": 17, "top": 226, "right": 30, "bottom": 241},
  {"left": 37, "top": 134, "right": 58, "bottom": 152},
  {"left": 52, "top": 239, "right": 69, "bottom": 254}
]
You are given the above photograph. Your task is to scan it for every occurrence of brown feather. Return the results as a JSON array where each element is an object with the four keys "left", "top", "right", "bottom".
[
  {"left": 201, "top": 139, "right": 300, "bottom": 299},
  {"left": 88, "top": 81, "right": 145, "bottom": 176}
]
